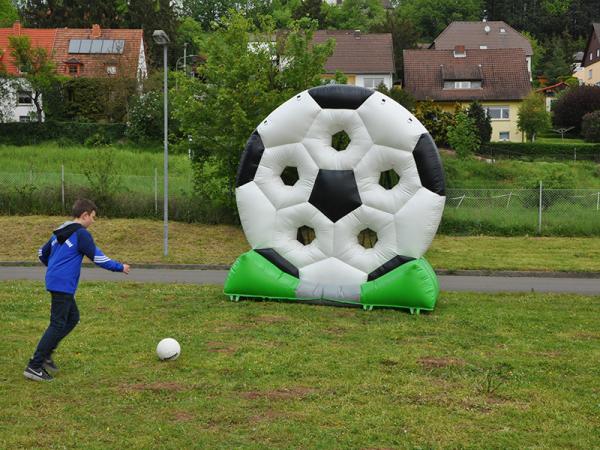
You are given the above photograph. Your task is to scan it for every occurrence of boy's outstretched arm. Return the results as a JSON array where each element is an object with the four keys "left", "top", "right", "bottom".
[
  {"left": 38, "top": 237, "right": 53, "bottom": 266},
  {"left": 77, "top": 229, "right": 128, "bottom": 273}
]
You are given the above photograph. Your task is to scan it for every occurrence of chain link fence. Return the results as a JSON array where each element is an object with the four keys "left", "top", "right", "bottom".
[
  {"left": 0, "top": 168, "right": 598, "bottom": 235},
  {"left": 443, "top": 187, "right": 600, "bottom": 235}
]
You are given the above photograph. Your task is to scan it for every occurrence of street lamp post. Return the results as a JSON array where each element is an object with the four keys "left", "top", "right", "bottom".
[{"left": 153, "top": 30, "right": 170, "bottom": 257}]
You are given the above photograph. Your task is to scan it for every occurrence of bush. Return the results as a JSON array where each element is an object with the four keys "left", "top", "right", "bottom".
[
  {"left": 126, "top": 91, "right": 165, "bottom": 143},
  {"left": 581, "top": 110, "right": 600, "bottom": 143},
  {"left": 0, "top": 121, "right": 126, "bottom": 146},
  {"left": 552, "top": 85, "right": 600, "bottom": 133},
  {"left": 414, "top": 100, "right": 455, "bottom": 147},
  {"left": 447, "top": 111, "right": 480, "bottom": 158},
  {"left": 466, "top": 101, "right": 492, "bottom": 144}
]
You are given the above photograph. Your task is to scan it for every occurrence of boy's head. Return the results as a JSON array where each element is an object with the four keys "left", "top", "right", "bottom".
[{"left": 72, "top": 198, "right": 97, "bottom": 228}]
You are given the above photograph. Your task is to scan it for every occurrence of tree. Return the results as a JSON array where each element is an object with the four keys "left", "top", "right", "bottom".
[
  {"left": 0, "top": 0, "right": 18, "bottom": 27},
  {"left": 517, "top": 92, "right": 550, "bottom": 141},
  {"left": 466, "top": 101, "right": 492, "bottom": 144},
  {"left": 9, "top": 35, "right": 61, "bottom": 122},
  {"left": 323, "top": 0, "right": 386, "bottom": 31},
  {"left": 171, "top": 14, "right": 335, "bottom": 211},
  {"left": 292, "top": 0, "right": 326, "bottom": 28},
  {"left": 447, "top": 111, "right": 480, "bottom": 158},
  {"left": 581, "top": 111, "right": 600, "bottom": 143},
  {"left": 376, "top": 84, "right": 416, "bottom": 112},
  {"left": 371, "top": 11, "right": 419, "bottom": 79},
  {"left": 397, "top": 0, "right": 483, "bottom": 41},
  {"left": 552, "top": 85, "right": 600, "bottom": 134}
]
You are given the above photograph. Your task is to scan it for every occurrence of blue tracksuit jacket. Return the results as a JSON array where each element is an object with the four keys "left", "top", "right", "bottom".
[{"left": 38, "top": 221, "right": 124, "bottom": 294}]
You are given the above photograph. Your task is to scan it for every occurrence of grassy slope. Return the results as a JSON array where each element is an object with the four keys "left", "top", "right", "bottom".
[
  {"left": 1, "top": 282, "right": 598, "bottom": 448},
  {"left": 0, "top": 143, "right": 193, "bottom": 178},
  {"left": 2, "top": 144, "right": 599, "bottom": 190},
  {"left": 1, "top": 216, "right": 600, "bottom": 272}
]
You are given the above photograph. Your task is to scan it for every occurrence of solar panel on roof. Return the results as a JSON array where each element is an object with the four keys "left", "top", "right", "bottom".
[
  {"left": 79, "top": 40, "right": 92, "bottom": 53},
  {"left": 90, "top": 40, "right": 102, "bottom": 53},
  {"left": 101, "top": 40, "right": 114, "bottom": 53},
  {"left": 68, "top": 40, "right": 81, "bottom": 53}
]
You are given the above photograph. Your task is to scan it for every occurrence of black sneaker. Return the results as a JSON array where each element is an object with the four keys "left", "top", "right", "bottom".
[
  {"left": 23, "top": 365, "right": 53, "bottom": 382},
  {"left": 43, "top": 358, "right": 58, "bottom": 374}
]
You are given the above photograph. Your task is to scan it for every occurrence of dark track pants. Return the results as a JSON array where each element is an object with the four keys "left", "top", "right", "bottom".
[{"left": 30, "top": 291, "right": 80, "bottom": 369}]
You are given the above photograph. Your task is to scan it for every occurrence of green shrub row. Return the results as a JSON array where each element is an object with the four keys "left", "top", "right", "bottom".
[
  {"left": 0, "top": 121, "right": 126, "bottom": 146},
  {"left": 479, "top": 142, "right": 600, "bottom": 161}
]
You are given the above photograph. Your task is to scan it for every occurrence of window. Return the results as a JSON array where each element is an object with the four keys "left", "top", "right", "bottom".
[
  {"left": 19, "top": 116, "right": 31, "bottom": 122},
  {"left": 443, "top": 80, "right": 482, "bottom": 89},
  {"left": 486, "top": 106, "right": 509, "bottom": 120},
  {"left": 17, "top": 91, "right": 32, "bottom": 105},
  {"left": 500, "top": 28, "right": 506, "bottom": 33},
  {"left": 68, "top": 64, "right": 78, "bottom": 75},
  {"left": 499, "top": 131, "right": 510, "bottom": 141},
  {"left": 364, "top": 77, "right": 385, "bottom": 89},
  {"left": 597, "top": 49, "right": 600, "bottom": 57},
  {"left": 591, "top": 53, "right": 594, "bottom": 61},
  {"left": 106, "top": 65, "right": 117, "bottom": 75},
  {"left": 589, "top": 69, "right": 593, "bottom": 80},
  {"left": 479, "top": 45, "right": 488, "bottom": 49}
]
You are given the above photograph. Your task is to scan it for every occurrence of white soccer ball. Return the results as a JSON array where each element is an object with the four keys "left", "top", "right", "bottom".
[
  {"left": 235, "top": 85, "right": 446, "bottom": 290},
  {"left": 156, "top": 338, "right": 181, "bottom": 361}
]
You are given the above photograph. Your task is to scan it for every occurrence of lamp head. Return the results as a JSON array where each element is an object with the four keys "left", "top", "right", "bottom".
[{"left": 152, "top": 30, "right": 170, "bottom": 45}]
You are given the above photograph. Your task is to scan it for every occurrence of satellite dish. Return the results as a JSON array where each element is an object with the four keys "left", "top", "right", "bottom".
[{"left": 484, "top": 25, "right": 491, "bottom": 34}]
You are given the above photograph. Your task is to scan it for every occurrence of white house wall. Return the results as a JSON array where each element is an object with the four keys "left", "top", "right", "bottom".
[{"left": 0, "top": 79, "right": 41, "bottom": 123}]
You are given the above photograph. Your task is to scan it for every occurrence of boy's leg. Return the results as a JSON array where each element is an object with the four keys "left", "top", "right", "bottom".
[
  {"left": 29, "top": 292, "right": 75, "bottom": 369},
  {"left": 47, "top": 297, "right": 80, "bottom": 361}
]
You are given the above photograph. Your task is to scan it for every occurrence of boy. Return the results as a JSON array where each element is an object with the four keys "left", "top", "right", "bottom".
[{"left": 24, "top": 198, "right": 130, "bottom": 381}]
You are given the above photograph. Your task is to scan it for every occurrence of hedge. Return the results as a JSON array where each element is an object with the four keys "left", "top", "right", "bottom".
[
  {"left": 0, "top": 121, "right": 126, "bottom": 146},
  {"left": 479, "top": 142, "right": 600, "bottom": 161}
]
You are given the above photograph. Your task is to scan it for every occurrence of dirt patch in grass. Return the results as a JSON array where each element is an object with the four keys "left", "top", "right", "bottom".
[
  {"left": 418, "top": 357, "right": 466, "bottom": 369},
  {"left": 172, "top": 410, "right": 195, "bottom": 422},
  {"left": 572, "top": 332, "right": 599, "bottom": 340},
  {"left": 249, "top": 410, "right": 286, "bottom": 423},
  {"left": 325, "top": 326, "right": 347, "bottom": 336},
  {"left": 254, "top": 315, "right": 288, "bottom": 324},
  {"left": 241, "top": 387, "right": 316, "bottom": 401},
  {"left": 206, "top": 341, "right": 237, "bottom": 354},
  {"left": 118, "top": 381, "right": 189, "bottom": 393}
]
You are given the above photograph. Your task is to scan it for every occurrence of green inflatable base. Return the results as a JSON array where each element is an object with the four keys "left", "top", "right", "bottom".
[{"left": 223, "top": 250, "right": 440, "bottom": 314}]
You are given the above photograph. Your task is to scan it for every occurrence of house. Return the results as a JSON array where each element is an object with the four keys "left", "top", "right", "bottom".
[
  {"left": 573, "top": 23, "right": 600, "bottom": 86},
  {"left": 312, "top": 30, "right": 395, "bottom": 90},
  {"left": 536, "top": 81, "right": 569, "bottom": 112},
  {"left": 403, "top": 47, "right": 531, "bottom": 142},
  {"left": 430, "top": 21, "right": 533, "bottom": 80},
  {"left": 0, "top": 21, "right": 147, "bottom": 122}
]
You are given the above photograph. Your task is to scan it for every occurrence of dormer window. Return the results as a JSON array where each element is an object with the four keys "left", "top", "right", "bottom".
[
  {"left": 64, "top": 58, "right": 83, "bottom": 76},
  {"left": 479, "top": 45, "right": 488, "bottom": 49},
  {"left": 443, "top": 80, "right": 482, "bottom": 89},
  {"left": 500, "top": 28, "right": 506, "bottom": 33},
  {"left": 17, "top": 90, "right": 33, "bottom": 105},
  {"left": 453, "top": 45, "right": 466, "bottom": 58}
]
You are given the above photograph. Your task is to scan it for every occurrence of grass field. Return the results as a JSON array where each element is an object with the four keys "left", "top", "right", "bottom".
[
  {"left": 1, "top": 281, "right": 598, "bottom": 448},
  {"left": 1, "top": 216, "right": 599, "bottom": 272}
]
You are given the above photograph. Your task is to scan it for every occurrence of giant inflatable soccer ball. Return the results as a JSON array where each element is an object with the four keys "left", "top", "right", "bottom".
[{"left": 224, "top": 85, "right": 445, "bottom": 313}]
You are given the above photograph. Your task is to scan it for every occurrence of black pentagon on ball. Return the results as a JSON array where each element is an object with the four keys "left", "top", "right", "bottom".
[
  {"left": 309, "top": 169, "right": 362, "bottom": 223},
  {"left": 308, "top": 84, "right": 374, "bottom": 110}
]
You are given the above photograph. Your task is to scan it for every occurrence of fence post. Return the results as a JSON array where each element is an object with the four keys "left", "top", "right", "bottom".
[
  {"left": 506, "top": 192, "right": 512, "bottom": 208},
  {"left": 597, "top": 192, "right": 599, "bottom": 211},
  {"left": 154, "top": 168, "right": 158, "bottom": 215},
  {"left": 61, "top": 164, "right": 65, "bottom": 212},
  {"left": 538, "top": 181, "right": 543, "bottom": 234}
]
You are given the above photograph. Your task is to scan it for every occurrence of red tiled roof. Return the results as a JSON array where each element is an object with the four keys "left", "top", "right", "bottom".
[
  {"left": 403, "top": 48, "right": 531, "bottom": 101},
  {"left": 431, "top": 21, "right": 533, "bottom": 56},
  {"left": 313, "top": 30, "right": 394, "bottom": 74},
  {"left": 0, "top": 22, "right": 143, "bottom": 78},
  {"left": 53, "top": 28, "right": 143, "bottom": 78},
  {"left": 0, "top": 23, "right": 57, "bottom": 74}
]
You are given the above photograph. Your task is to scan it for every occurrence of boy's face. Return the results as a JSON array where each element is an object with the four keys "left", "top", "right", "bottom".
[{"left": 79, "top": 210, "right": 96, "bottom": 228}]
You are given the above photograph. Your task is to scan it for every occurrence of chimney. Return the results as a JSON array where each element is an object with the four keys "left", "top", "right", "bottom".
[
  {"left": 91, "top": 24, "right": 101, "bottom": 39},
  {"left": 453, "top": 45, "right": 466, "bottom": 58},
  {"left": 13, "top": 21, "right": 22, "bottom": 35}
]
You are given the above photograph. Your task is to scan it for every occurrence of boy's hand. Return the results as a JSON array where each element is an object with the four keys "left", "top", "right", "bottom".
[{"left": 123, "top": 264, "right": 131, "bottom": 274}]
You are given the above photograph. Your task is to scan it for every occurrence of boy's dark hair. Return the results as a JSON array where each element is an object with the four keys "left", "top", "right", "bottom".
[{"left": 72, "top": 199, "right": 97, "bottom": 218}]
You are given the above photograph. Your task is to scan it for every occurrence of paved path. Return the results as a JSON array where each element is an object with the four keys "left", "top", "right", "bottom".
[{"left": 1, "top": 266, "right": 599, "bottom": 295}]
